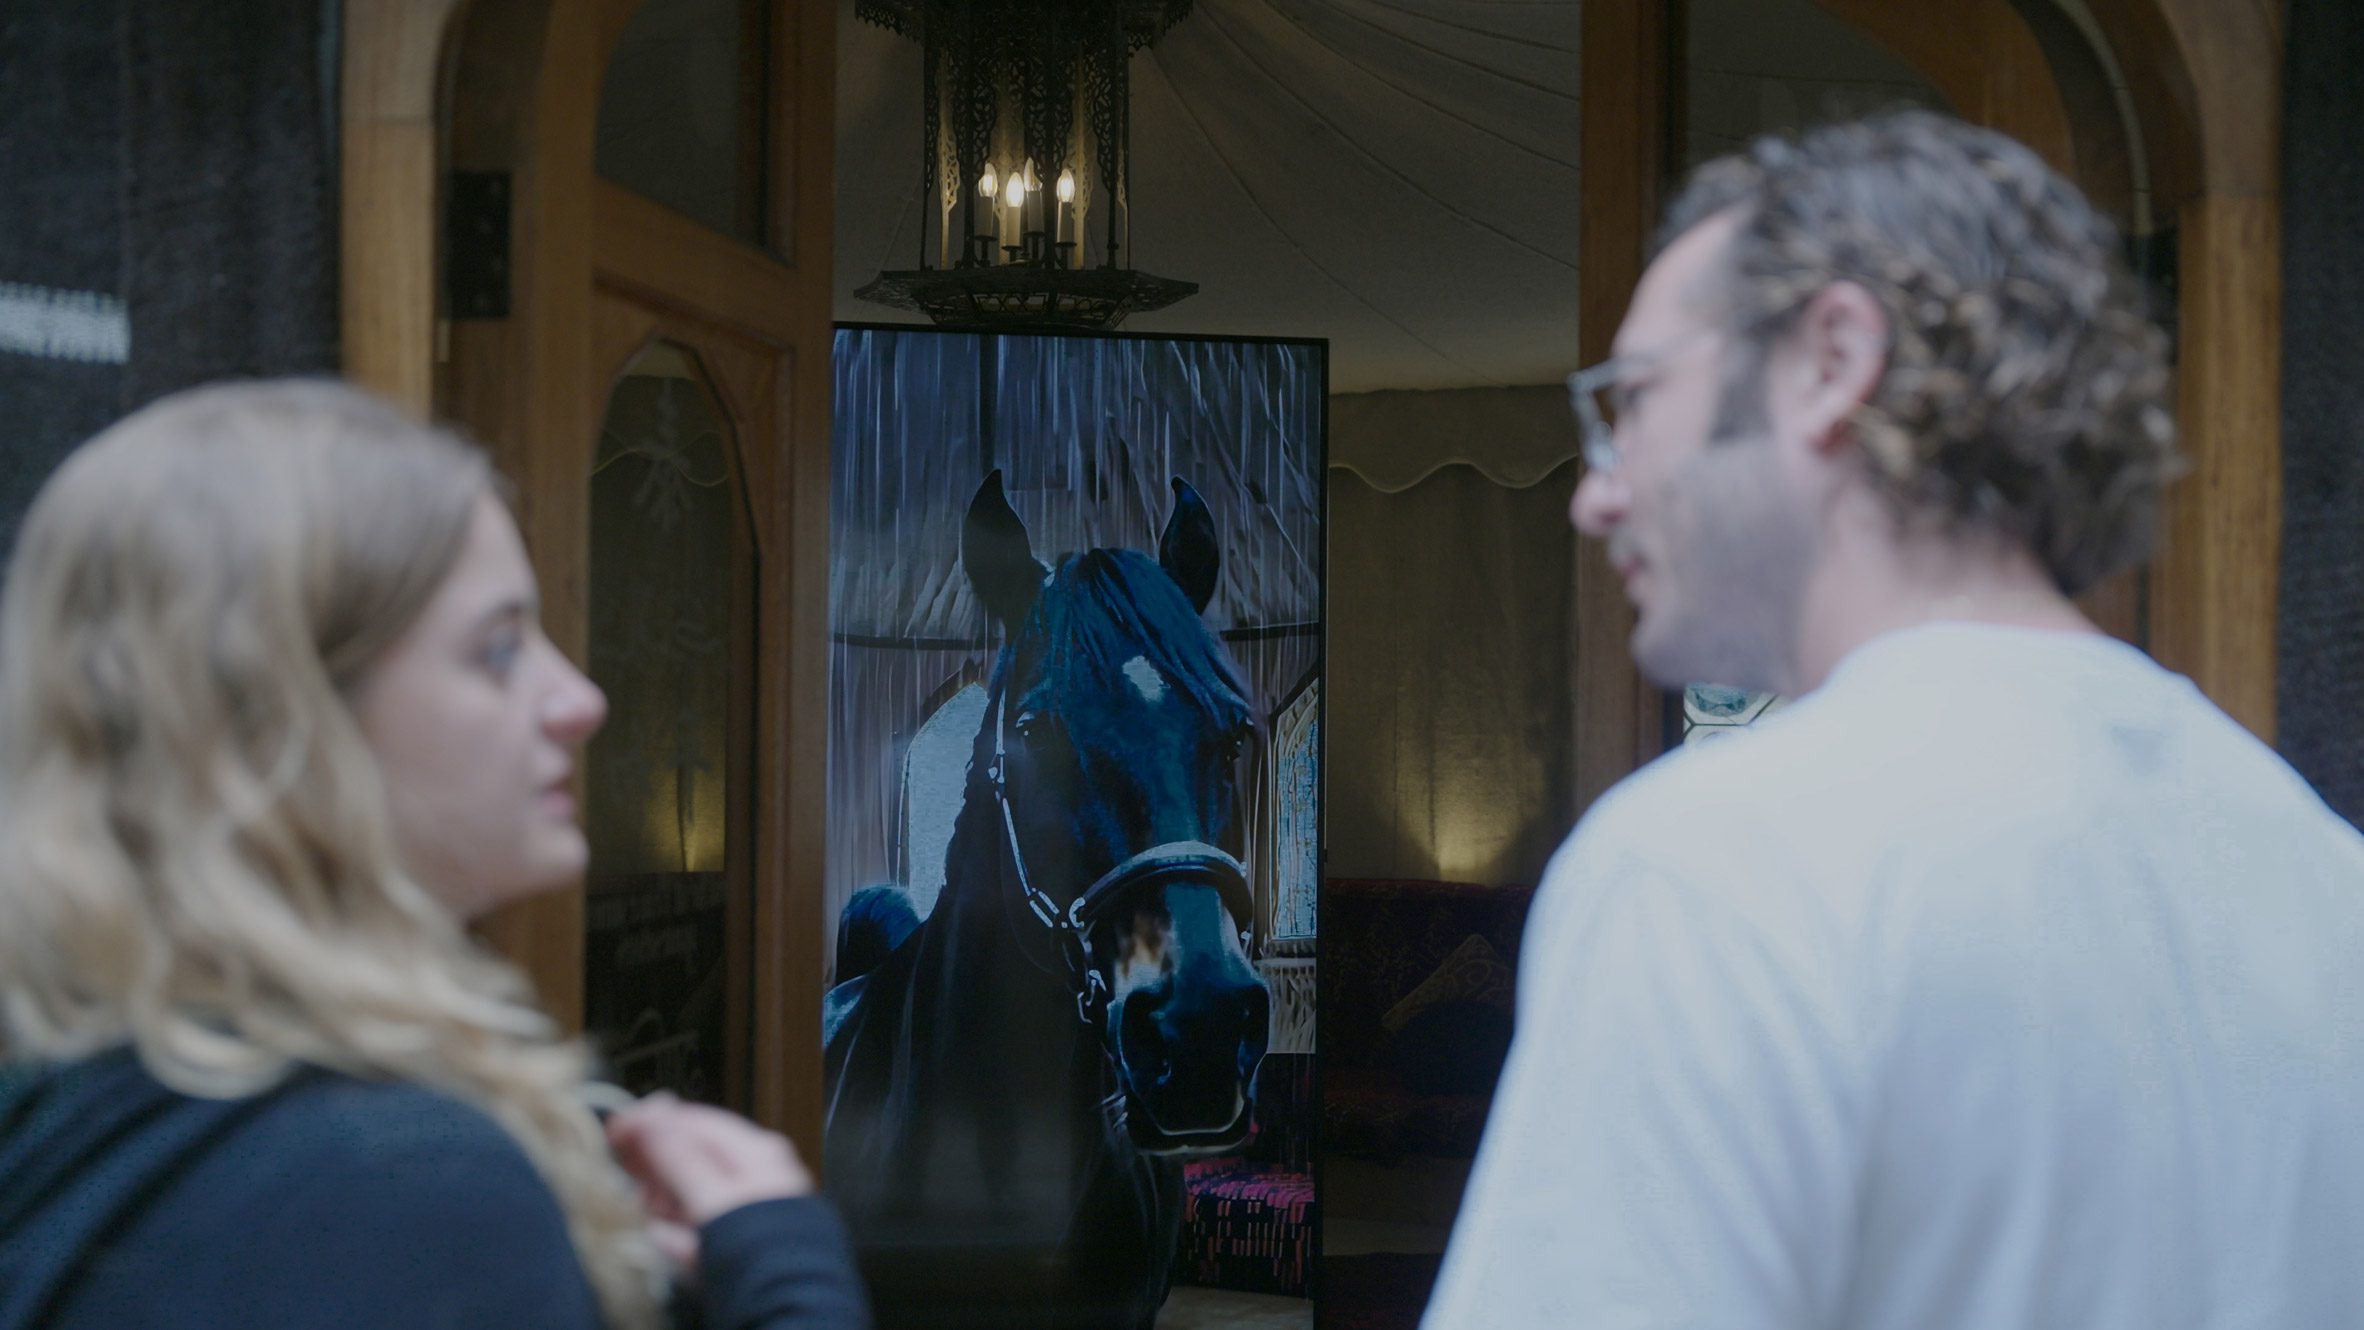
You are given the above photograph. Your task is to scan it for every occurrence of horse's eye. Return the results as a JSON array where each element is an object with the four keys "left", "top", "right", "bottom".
[{"left": 1014, "top": 711, "right": 1044, "bottom": 745}]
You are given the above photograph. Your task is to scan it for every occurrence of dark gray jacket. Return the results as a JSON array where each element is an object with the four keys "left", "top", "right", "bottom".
[{"left": 0, "top": 1049, "right": 869, "bottom": 1330}]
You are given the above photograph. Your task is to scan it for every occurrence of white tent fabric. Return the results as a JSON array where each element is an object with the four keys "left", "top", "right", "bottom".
[
  {"left": 1329, "top": 383, "right": 1579, "bottom": 490},
  {"left": 833, "top": 0, "right": 1584, "bottom": 393}
]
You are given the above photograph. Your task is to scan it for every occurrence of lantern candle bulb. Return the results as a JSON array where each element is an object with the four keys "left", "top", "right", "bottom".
[
  {"left": 1056, "top": 168, "right": 1076, "bottom": 261},
  {"left": 1003, "top": 172, "right": 1026, "bottom": 257}
]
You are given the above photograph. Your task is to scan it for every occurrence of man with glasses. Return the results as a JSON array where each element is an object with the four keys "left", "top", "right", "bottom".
[{"left": 1422, "top": 110, "right": 2364, "bottom": 1329}]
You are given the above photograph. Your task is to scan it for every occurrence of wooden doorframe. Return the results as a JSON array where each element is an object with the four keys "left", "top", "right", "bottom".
[
  {"left": 340, "top": 0, "right": 835, "bottom": 1150},
  {"left": 343, "top": 0, "right": 467, "bottom": 417},
  {"left": 1812, "top": 0, "right": 2143, "bottom": 649},
  {"left": 2076, "top": 0, "right": 2282, "bottom": 743},
  {"left": 1571, "top": 0, "right": 1670, "bottom": 813},
  {"left": 1573, "top": 0, "right": 2283, "bottom": 813}
]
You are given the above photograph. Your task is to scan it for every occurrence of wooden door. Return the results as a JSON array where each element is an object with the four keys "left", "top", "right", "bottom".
[{"left": 432, "top": 0, "right": 834, "bottom": 1151}]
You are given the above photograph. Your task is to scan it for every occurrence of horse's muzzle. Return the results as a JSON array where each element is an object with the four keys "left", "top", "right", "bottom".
[
  {"left": 1113, "top": 960, "right": 1269, "bottom": 1155},
  {"left": 1069, "top": 842, "right": 1268, "bottom": 1155}
]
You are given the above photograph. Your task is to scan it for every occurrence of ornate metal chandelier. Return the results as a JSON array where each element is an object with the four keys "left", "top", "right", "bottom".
[{"left": 853, "top": 0, "right": 1199, "bottom": 331}]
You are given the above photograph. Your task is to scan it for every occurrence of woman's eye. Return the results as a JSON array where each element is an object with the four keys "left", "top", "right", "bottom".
[{"left": 480, "top": 632, "right": 523, "bottom": 678}]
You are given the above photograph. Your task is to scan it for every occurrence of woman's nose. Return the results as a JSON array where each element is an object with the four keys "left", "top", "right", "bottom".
[{"left": 544, "top": 652, "right": 608, "bottom": 745}]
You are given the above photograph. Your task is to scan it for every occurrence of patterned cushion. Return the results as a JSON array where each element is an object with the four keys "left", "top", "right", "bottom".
[
  {"left": 1380, "top": 932, "right": 1513, "bottom": 1035},
  {"left": 1324, "top": 878, "right": 1538, "bottom": 1162},
  {"left": 1177, "top": 1158, "right": 1316, "bottom": 1298},
  {"left": 1393, "top": 997, "right": 1514, "bottom": 1096},
  {"left": 1324, "top": 878, "right": 1536, "bottom": 1073}
]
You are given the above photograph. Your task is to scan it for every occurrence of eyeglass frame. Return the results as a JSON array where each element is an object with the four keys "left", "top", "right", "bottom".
[{"left": 1565, "top": 299, "right": 1809, "bottom": 475}]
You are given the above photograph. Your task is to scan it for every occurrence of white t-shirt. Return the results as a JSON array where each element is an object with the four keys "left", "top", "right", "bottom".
[{"left": 1424, "top": 623, "right": 2364, "bottom": 1329}]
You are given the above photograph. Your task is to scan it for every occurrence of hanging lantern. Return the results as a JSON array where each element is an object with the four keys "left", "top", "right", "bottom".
[{"left": 853, "top": 0, "right": 1200, "bottom": 330}]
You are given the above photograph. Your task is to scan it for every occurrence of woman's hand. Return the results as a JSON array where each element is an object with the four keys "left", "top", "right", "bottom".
[{"left": 608, "top": 1093, "right": 817, "bottom": 1271}]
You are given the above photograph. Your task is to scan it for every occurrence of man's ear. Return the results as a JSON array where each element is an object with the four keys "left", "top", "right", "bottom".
[{"left": 1792, "top": 280, "right": 1889, "bottom": 455}]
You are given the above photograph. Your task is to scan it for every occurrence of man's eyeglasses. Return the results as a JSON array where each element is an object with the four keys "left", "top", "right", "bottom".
[
  {"left": 1565, "top": 360, "right": 1642, "bottom": 475},
  {"left": 1564, "top": 303, "right": 1800, "bottom": 475}
]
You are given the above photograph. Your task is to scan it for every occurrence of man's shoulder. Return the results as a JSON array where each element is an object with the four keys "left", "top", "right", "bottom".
[
  {"left": 1532, "top": 724, "right": 1857, "bottom": 962},
  {"left": 1573, "top": 633, "right": 2193, "bottom": 868},
  {"left": 1571, "top": 698, "right": 1866, "bottom": 861},
  {"left": 1537, "top": 682, "right": 1973, "bottom": 949}
]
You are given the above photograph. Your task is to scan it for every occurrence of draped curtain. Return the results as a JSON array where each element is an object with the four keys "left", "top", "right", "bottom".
[{"left": 1326, "top": 386, "right": 1581, "bottom": 889}]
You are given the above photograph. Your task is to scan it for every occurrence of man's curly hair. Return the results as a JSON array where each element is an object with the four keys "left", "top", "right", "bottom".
[{"left": 1659, "top": 109, "right": 2181, "bottom": 595}]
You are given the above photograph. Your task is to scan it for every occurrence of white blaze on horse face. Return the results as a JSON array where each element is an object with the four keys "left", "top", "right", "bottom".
[
  {"left": 1112, "top": 907, "right": 1176, "bottom": 999},
  {"left": 1123, "top": 655, "right": 1168, "bottom": 705}
]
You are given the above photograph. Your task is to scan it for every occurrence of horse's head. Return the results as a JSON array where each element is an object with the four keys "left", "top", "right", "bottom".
[{"left": 962, "top": 471, "right": 1270, "bottom": 1155}]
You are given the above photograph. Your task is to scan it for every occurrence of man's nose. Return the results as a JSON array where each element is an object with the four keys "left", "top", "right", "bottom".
[{"left": 1570, "top": 468, "right": 1628, "bottom": 537}]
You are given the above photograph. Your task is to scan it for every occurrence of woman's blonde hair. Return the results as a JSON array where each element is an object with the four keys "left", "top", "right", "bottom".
[{"left": 0, "top": 379, "right": 662, "bottom": 1328}]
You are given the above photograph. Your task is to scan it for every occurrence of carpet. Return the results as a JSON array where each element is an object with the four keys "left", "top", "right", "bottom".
[{"left": 1317, "top": 1252, "right": 1442, "bottom": 1330}]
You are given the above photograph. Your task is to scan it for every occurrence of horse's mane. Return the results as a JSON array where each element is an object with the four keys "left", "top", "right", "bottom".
[
  {"left": 999, "top": 547, "right": 1250, "bottom": 727},
  {"left": 927, "top": 546, "right": 1251, "bottom": 925}
]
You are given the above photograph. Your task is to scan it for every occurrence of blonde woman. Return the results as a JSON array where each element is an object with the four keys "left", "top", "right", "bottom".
[{"left": 0, "top": 380, "right": 868, "bottom": 1330}]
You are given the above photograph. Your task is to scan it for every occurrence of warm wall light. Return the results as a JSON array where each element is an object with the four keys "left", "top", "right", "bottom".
[
  {"left": 1055, "top": 167, "right": 1076, "bottom": 202},
  {"left": 978, "top": 164, "right": 998, "bottom": 198}
]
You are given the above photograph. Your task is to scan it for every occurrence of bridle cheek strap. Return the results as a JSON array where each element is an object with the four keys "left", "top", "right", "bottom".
[{"left": 986, "top": 689, "right": 1253, "bottom": 1028}]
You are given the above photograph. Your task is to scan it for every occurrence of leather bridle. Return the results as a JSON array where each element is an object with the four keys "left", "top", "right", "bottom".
[{"left": 983, "top": 686, "right": 1256, "bottom": 1030}]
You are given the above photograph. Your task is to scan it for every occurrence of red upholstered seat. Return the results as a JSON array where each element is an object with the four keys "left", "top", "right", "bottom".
[
  {"left": 1174, "top": 1053, "right": 1316, "bottom": 1298},
  {"left": 1177, "top": 1158, "right": 1314, "bottom": 1297}
]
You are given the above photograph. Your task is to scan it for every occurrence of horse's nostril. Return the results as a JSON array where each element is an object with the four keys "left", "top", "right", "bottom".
[{"left": 1119, "top": 996, "right": 1173, "bottom": 1081}]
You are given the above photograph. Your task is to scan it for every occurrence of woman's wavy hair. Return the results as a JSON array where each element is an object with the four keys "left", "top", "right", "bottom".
[
  {"left": 0, "top": 380, "right": 662, "bottom": 1327},
  {"left": 1660, "top": 109, "right": 2181, "bottom": 594}
]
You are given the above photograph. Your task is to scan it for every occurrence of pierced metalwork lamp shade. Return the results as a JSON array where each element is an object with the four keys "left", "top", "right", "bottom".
[{"left": 854, "top": 0, "right": 1199, "bottom": 330}]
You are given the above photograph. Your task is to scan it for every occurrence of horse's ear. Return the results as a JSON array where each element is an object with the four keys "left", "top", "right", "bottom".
[
  {"left": 964, "top": 470, "right": 1045, "bottom": 628},
  {"left": 1159, "top": 477, "right": 1220, "bottom": 615}
]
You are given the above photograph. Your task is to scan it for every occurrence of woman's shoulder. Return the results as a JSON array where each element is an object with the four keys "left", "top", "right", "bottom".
[
  {"left": 230, "top": 1069, "right": 582, "bottom": 1247},
  {"left": 2, "top": 1050, "right": 541, "bottom": 1209},
  {"left": 111, "top": 1057, "right": 573, "bottom": 1234},
  {"left": 257, "top": 1066, "right": 539, "bottom": 1171},
  {"left": 1, "top": 1053, "right": 604, "bottom": 1330}
]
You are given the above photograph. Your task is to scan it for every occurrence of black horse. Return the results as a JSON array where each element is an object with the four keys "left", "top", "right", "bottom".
[{"left": 823, "top": 472, "right": 1272, "bottom": 1330}]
